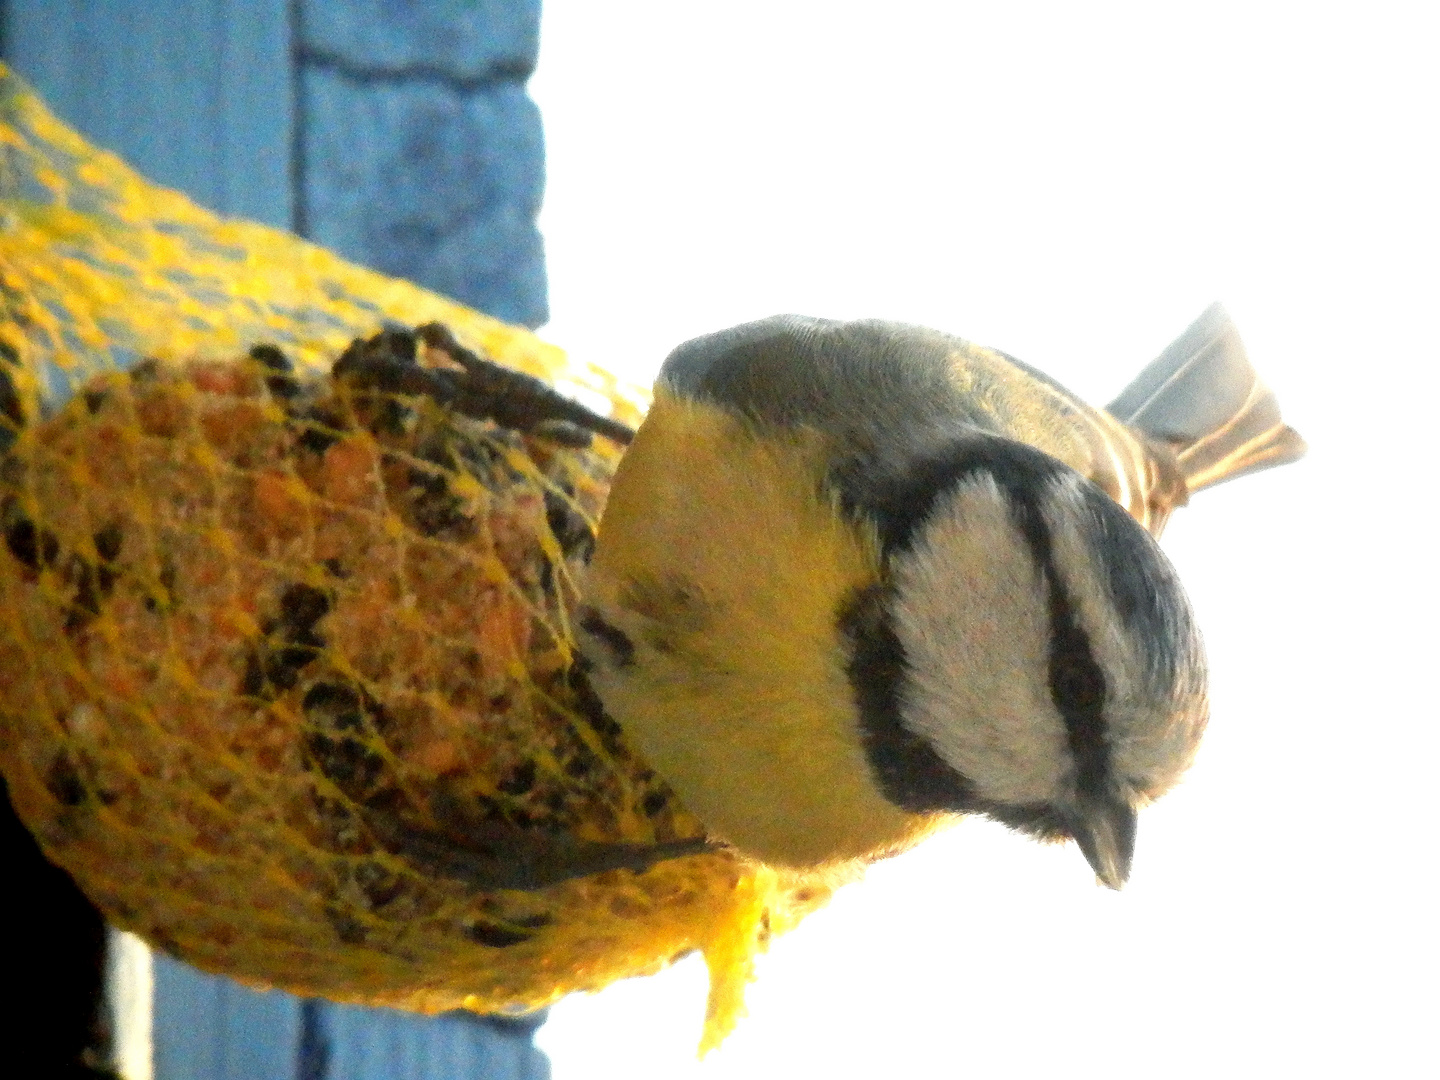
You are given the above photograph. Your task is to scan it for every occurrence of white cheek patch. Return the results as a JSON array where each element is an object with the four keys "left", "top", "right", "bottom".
[
  {"left": 1042, "top": 472, "right": 1208, "bottom": 801},
  {"left": 889, "top": 476, "right": 1069, "bottom": 806}
]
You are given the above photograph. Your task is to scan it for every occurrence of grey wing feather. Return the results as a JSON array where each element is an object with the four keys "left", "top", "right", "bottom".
[{"left": 1106, "top": 303, "right": 1306, "bottom": 493}]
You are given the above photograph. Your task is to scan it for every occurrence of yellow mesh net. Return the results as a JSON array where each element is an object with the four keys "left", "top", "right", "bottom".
[{"left": 0, "top": 65, "right": 837, "bottom": 1053}]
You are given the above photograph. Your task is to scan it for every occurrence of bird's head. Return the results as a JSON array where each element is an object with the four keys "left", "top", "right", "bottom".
[{"left": 846, "top": 436, "right": 1208, "bottom": 888}]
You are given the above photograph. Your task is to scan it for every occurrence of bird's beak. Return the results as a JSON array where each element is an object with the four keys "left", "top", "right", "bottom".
[{"left": 1066, "top": 797, "right": 1137, "bottom": 890}]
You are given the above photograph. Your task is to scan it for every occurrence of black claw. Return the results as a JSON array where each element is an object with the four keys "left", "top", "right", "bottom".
[{"left": 332, "top": 324, "right": 635, "bottom": 445}]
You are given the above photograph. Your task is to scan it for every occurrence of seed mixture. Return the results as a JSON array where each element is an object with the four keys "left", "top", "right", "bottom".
[
  {"left": 0, "top": 328, "right": 834, "bottom": 1044},
  {"left": 0, "top": 67, "right": 839, "bottom": 1052}
]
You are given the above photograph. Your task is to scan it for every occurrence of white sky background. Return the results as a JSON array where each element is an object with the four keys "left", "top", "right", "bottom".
[{"left": 528, "top": 3, "right": 1438, "bottom": 1077}]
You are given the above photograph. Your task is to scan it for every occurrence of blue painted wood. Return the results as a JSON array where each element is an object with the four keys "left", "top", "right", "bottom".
[
  {"left": 296, "top": 0, "right": 548, "bottom": 327},
  {"left": 4, "top": 3, "right": 555, "bottom": 1075},
  {"left": 3, "top": 0, "right": 294, "bottom": 227},
  {"left": 298, "top": 0, "right": 541, "bottom": 80},
  {"left": 299, "top": 64, "right": 547, "bottom": 326},
  {"left": 314, "top": 1003, "right": 551, "bottom": 1080},
  {"left": 152, "top": 956, "right": 305, "bottom": 1080}
]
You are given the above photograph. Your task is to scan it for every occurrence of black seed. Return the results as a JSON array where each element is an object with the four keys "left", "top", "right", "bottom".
[
  {"left": 303, "top": 733, "right": 386, "bottom": 801},
  {"left": 303, "top": 682, "right": 364, "bottom": 731},
  {"left": 641, "top": 791, "right": 668, "bottom": 817},
  {"left": 324, "top": 905, "right": 368, "bottom": 945},
  {"left": 566, "top": 661, "right": 627, "bottom": 747},
  {"left": 265, "top": 645, "right": 317, "bottom": 690},
  {"left": 297, "top": 424, "right": 340, "bottom": 454},
  {"left": 361, "top": 787, "right": 406, "bottom": 814},
  {"left": 250, "top": 343, "right": 291, "bottom": 372},
  {"left": 279, "top": 583, "right": 331, "bottom": 635},
  {"left": 498, "top": 759, "right": 537, "bottom": 797},
  {"left": 62, "top": 560, "right": 103, "bottom": 634},
  {"left": 262, "top": 374, "right": 300, "bottom": 403},
  {"left": 44, "top": 754, "right": 87, "bottom": 807},
  {"left": 322, "top": 557, "right": 346, "bottom": 578},
  {"left": 240, "top": 651, "right": 266, "bottom": 697},
  {"left": 296, "top": 405, "right": 346, "bottom": 454},
  {"left": 375, "top": 398, "right": 417, "bottom": 438},
  {"left": 3, "top": 510, "right": 58, "bottom": 571},
  {"left": 251, "top": 343, "right": 302, "bottom": 401},
  {"left": 301, "top": 681, "right": 391, "bottom": 742},
  {"left": 56, "top": 529, "right": 126, "bottom": 635},
  {"left": 241, "top": 584, "right": 334, "bottom": 700},
  {"left": 242, "top": 584, "right": 333, "bottom": 691},
  {"left": 310, "top": 794, "right": 373, "bottom": 855},
  {"left": 151, "top": 559, "right": 177, "bottom": 608},
  {"left": 82, "top": 388, "right": 109, "bottom": 414},
  {"left": 93, "top": 524, "right": 123, "bottom": 563},
  {"left": 474, "top": 794, "right": 510, "bottom": 823},
  {"left": 352, "top": 862, "right": 407, "bottom": 911},
  {"left": 130, "top": 358, "right": 162, "bottom": 383},
  {"left": 465, "top": 922, "right": 532, "bottom": 948},
  {"left": 407, "top": 468, "right": 471, "bottom": 538},
  {"left": 373, "top": 326, "right": 418, "bottom": 365}
]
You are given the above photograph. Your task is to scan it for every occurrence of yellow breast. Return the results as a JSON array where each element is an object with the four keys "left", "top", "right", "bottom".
[{"left": 585, "top": 390, "right": 937, "bottom": 868}]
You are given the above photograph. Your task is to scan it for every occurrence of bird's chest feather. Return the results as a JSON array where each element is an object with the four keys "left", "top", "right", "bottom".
[{"left": 582, "top": 392, "right": 934, "bottom": 867}]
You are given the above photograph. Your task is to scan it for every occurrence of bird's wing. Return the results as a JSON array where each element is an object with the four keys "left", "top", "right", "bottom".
[{"left": 1106, "top": 304, "right": 1306, "bottom": 494}]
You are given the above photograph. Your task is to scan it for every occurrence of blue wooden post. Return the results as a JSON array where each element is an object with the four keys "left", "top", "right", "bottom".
[
  {"left": 3, "top": 2, "right": 553, "bottom": 1077},
  {"left": 295, "top": 0, "right": 548, "bottom": 327},
  {"left": 151, "top": 963, "right": 305, "bottom": 1080},
  {"left": 3, "top": 0, "right": 295, "bottom": 226}
]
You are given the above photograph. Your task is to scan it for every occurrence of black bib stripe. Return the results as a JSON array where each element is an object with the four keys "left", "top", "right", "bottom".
[{"left": 840, "top": 583, "right": 977, "bottom": 814}]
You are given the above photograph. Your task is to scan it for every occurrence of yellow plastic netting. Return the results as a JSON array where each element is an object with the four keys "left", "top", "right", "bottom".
[{"left": 0, "top": 64, "right": 837, "bottom": 1052}]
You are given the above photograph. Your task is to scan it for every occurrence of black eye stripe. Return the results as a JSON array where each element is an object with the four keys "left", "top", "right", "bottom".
[{"left": 1005, "top": 487, "right": 1112, "bottom": 801}]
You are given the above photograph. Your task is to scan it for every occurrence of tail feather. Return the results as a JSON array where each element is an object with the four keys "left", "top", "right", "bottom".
[{"left": 1106, "top": 303, "right": 1306, "bottom": 493}]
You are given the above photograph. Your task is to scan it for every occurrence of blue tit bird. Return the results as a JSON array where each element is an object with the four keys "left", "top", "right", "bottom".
[{"left": 579, "top": 304, "right": 1304, "bottom": 888}]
